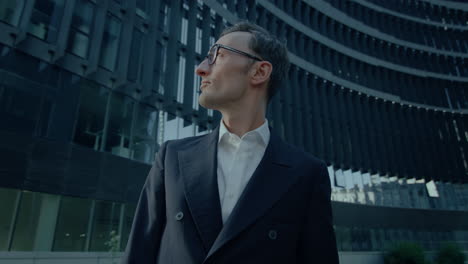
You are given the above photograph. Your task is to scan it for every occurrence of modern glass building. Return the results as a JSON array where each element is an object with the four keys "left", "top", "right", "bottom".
[{"left": 0, "top": 0, "right": 467, "bottom": 262}]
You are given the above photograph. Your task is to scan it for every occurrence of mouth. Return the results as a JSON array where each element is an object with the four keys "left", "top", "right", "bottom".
[{"left": 200, "top": 81, "right": 210, "bottom": 90}]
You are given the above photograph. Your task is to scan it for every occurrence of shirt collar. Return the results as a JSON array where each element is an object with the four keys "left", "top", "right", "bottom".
[{"left": 218, "top": 119, "right": 270, "bottom": 146}]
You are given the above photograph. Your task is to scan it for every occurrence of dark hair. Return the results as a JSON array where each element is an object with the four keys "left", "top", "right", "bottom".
[{"left": 220, "top": 21, "right": 290, "bottom": 103}]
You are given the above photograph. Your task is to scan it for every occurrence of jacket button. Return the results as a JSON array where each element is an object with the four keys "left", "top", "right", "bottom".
[
  {"left": 175, "top": 211, "right": 184, "bottom": 221},
  {"left": 268, "top": 230, "right": 277, "bottom": 240}
]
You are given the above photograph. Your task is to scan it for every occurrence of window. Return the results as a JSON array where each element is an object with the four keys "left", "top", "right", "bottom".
[
  {"left": 157, "top": 40, "right": 168, "bottom": 95},
  {"left": 73, "top": 81, "right": 110, "bottom": 150},
  {"left": 66, "top": 0, "right": 95, "bottom": 58},
  {"left": 162, "top": 3, "right": 170, "bottom": 33},
  {"left": 28, "top": 0, "right": 65, "bottom": 42},
  {"left": 10, "top": 192, "right": 59, "bottom": 251},
  {"left": 180, "top": 17, "right": 188, "bottom": 45},
  {"left": 99, "top": 14, "right": 121, "bottom": 71},
  {"left": 0, "top": 0, "right": 24, "bottom": 26},
  {"left": 193, "top": 63, "right": 200, "bottom": 110},
  {"left": 163, "top": 112, "right": 178, "bottom": 141},
  {"left": 89, "top": 201, "right": 121, "bottom": 251},
  {"left": 119, "top": 204, "right": 136, "bottom": 251},
  {"left": 128, "top": 28, "right": 144, "bottom": 82},
  {"left": 176, "top": 55, "right": 186, "bottom": 103},
  {"left": 131, "top": 103, "right": 158, "bottom": 164},
  {"left": 53, "top": 196, "right": 91, "bottom": 251},
  {"left": 179, "top": 118, "right": 195, "bottom": 139},
  {"left": 195, "top": 27, "right": 202, "bottom": 54},
  {"left": 0, "top": 188, "right": 19, "bottom": 250},
  {"left": 0, "top": 82, "right": 41, "bottom": 136},
  {"left": 136, "top": 0, "right": 149, "bottom": 18},
  {"left": 104, "top": 92, "right": 134, "bottom": 158}
]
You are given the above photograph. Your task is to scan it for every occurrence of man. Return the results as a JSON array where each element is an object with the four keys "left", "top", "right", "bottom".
[{"left": 122, "top": 21, "right": 339, "bottom": 264}]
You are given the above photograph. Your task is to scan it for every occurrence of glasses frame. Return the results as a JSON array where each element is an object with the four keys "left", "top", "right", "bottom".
[{"left": 206, "top": 44, "right": 263, "bottom": 65}]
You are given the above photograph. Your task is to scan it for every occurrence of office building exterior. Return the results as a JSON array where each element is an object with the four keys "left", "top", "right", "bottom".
[{"left": 0, "top": 0, "right": 467, "bottom": 262}]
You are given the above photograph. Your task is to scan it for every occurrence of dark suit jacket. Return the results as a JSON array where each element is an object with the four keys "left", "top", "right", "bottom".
[{"left": 122, "top": 127, "right": 339, "bottom": 264}]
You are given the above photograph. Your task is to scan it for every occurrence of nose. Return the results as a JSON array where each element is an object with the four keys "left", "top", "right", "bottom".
[{"left": 195, "top": 59, "right": 210, "bottom": 77}]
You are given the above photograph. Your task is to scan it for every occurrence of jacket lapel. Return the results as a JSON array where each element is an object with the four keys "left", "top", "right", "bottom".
[
  {"left": 205, "top": 132, "right": 298, "bottom": 261},
  {"left": 178, "top": 127, "right": 223, "bottom": 253}
]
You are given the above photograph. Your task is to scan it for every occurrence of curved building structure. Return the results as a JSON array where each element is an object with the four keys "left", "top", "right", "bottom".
[{"left": 0, "top": 0, "right": 467, "bottom": 262}]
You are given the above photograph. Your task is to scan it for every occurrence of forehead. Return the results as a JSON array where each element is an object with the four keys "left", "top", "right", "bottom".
[{"left": 216, "top": 31, "right": 253, "bottom": 50}]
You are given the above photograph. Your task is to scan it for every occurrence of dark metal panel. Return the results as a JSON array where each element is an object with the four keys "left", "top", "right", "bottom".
[
  {"left": 15, "top": 0, "right": 36, "bottom": 44},
  {"left": 182, "top": 0, "right": 197, "bottom": 117},
  {"left": 347, "top": 91, "right": 362, "bottom": 171},
  {"left": 329, "top": 85, "right": 343, "bottom": 168},
  {"left": 163, "top": 0, "right": 182, "bottom": 104},
  {"left": 359, "top": 96, "right": 373, "bottom": 173},
  {"left": 140, "top": 0, "right": 162, "bottom": 98},
  {"left": 236, "top": 0, "right": 247, "bottom": 19},
  {"left": 309, "top": 76, "right": 325, "bottom": 159},
  {"left": 332, "top": 201, "right": 468, "bottom": 230},
  {"left": 114, "top": 1, "right": 136, "bottom": 88},
  {"left": 336, "top": 87, "right": 350, "bottom": 169},
  {"left": 52, "top": 0, "right": 76, "bottom": 62},
  {"left": 0, "top": 131, "right": 33, "bottom": 189},
  {"left": 371, "top": 98, "right": 385, "bottom": 174},
  {"left": 320, "top": 80, "right": 333, "bottom": 164},
  {"left": 196, "top": 3, "right": 211, "bottom": 124},
  {"left": 282, "top": 68, "right": 294, "bottom": 143},
  {"left": 85, "top": 0, "right": 109, "bottom": 76},
  {"left": 247, "top": 0, "right": 256, "bottom": 21},
  {"left": 381, "top": 101, "right": 396, "bottom": 175},
  {"left": 290, "top": 66, "right": 303, "bottom": 148},
  {"left": 300, "top": 71, "right": 313, "bottom": 153}
]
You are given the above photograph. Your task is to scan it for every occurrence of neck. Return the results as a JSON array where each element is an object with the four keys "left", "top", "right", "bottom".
[{"left": 221, "top": 106, "right": 266, "bottom": 138}]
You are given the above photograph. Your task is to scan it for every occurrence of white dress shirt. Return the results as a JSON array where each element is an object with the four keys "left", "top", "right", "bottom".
[{"left": 217, "top": 119, "right": 270, "bottom": 224}]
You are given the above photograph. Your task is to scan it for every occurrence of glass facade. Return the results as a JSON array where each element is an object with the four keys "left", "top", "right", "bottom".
[
  {"left": 0, "top": 187, "right": 466, "bottom": 253},
  {"left": 0, "top": 187, "right": 136, "bottom": 252},
  {"left": 0, "top": 0, "right": 24, "bottom": 26},
  {"left": 99, "top": 14, "right": 122, "bottom": 71},
  {"left": 28, "top": 0, "right": 65, "bottom": 42},
  {"left": 66, "top": 0, "right": 95, "bottom": 58}
]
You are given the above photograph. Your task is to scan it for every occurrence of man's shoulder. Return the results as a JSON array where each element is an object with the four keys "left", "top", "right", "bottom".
[
  {"left": 276, "top": 136, "right": 326, "bottom": 169},
  {"left": 163, "top": 132, "right": 212, "bottom": 150}
]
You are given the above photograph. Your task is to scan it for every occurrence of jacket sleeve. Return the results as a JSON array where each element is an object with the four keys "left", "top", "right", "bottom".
[
  {"left": 121, "top": 142, "right": 168, "bottom": 264},
  {"left": 298, "top": 161, "right": 340, "bottom": 263}
]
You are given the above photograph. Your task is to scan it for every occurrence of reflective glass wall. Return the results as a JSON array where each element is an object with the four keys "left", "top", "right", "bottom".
[
  {"left": 1, "top": 187, "right": 467, "bottom": 252},
  {"left": 0, "top": 187, "right": 136, "bottom": 252}
]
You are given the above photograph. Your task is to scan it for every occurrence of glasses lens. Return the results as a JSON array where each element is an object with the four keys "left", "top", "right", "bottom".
[{"left": 207, "top": 45, "right": 217, "bottom": 64}]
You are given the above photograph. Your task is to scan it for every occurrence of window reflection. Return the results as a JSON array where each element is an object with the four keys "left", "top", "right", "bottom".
[
  {"left": 53, "top": 196, "right": 91, "bottom": 251},
  {"left": 163, "top": 112, "right": 178, "bottom": 141},
  {"left": 66, "top": 0, "right": 95, "bottom": 58},
  {"left": 105, "top": 93, "right": 134, "bottom": 158},
  {"left": 89, "top": 201, "right": 120, "bottom": 251},
  {"left": 99, "top": 14, "right": 121, "bottom": 71},
  {"left": 73, "top": 82, "right": 109, "bottom": 150},
  {"left": 128, "top": 28, "right": 144, "bottom": 82},
  {"left": 0, "top": 0, "right": 24, "bottom": 26},
  {"left": 0, "top": 83, "right": 41, "bottom": 135},
  {"left": 10, "top": 192, "right": 54, "bottom": 251},
  {"left": 157, "top": 40, "right": 168, "bottom": 95},
  {"left": 120, "top": 204, "right": 136, "bottom": 251},
  {"left": 131, "top": 103, "right": 158, "bottom": 164},
  {"left": 136, "top": 0, "right": 148, "bottom": 18},
  {"left": 0, "top": 188, "right": 19, "bottom": 251},
  {"left": 28, "top": 0, "right": 65, "bottom": 42}
]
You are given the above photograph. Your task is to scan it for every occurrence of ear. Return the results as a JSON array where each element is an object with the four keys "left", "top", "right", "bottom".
[{"left": 250, "top": 61, "right": 272, "bottom": 86}]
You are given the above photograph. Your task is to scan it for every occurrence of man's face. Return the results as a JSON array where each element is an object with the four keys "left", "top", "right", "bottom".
[{"left": 196, "top": 32, "right": 257, "bottom": 110}]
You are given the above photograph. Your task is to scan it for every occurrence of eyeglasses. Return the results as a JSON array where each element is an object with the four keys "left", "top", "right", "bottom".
[{"left": 205, "top": 44, "right": 263, "bottom": 65}]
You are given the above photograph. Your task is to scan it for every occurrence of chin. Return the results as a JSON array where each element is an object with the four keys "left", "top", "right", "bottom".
[
  {"left": 198, "top": 96, "right": 214, "bottom": 110},
  {"left": 199, "top": 96, "right": 224, "bottom": 111}
]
